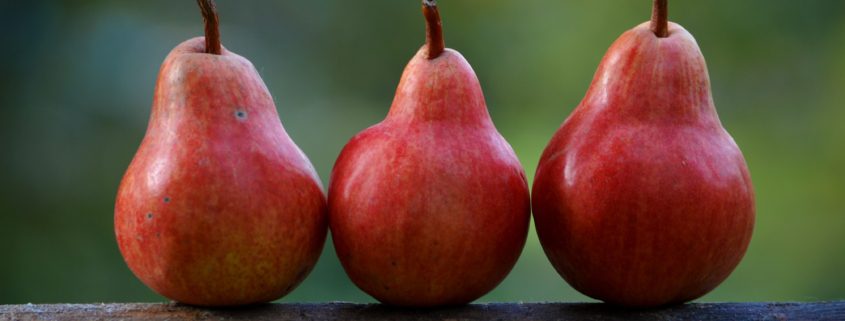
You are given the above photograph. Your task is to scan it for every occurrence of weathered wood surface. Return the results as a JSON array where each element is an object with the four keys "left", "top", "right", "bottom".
[{"left": 1, "top": 302, "right": 843, "bottom": 321}]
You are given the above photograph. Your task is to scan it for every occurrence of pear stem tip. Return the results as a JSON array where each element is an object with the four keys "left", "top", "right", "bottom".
[
  {"left": 651, "top": 0, "right": 669, "bottom": 38},
  {"left": 422, "top": 0, "right": 445, "bottom": 59},
  {"left": 197, "top": 0, "right": 222, "bottom": 55}
]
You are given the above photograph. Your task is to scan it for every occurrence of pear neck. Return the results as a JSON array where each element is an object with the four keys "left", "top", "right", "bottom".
[
  {"left": 584, "top": 25, "right": 717, "bottom": 124},
  {"left": 387, "top": 50, "right": 491, "bottom": 125}
]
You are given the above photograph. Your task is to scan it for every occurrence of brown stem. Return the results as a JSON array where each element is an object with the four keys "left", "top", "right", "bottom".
[
  {"left": 197, "top": 0, "right": 222, "bottom": 54},
  {"left": 650, "top": 0, "right": 669, "bottom": 38},
  {"left": 422, "top": 0, "right": 445, "bottom": 59}
]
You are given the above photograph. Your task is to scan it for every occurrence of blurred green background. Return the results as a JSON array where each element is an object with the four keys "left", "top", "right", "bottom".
[{"left": 1, "top": 0, "right": 843, "bottom": 304}]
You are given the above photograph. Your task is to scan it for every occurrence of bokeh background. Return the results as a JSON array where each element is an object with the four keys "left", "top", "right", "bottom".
[{"left": 1, "top": 0, "right": 844, "bottom": 304}]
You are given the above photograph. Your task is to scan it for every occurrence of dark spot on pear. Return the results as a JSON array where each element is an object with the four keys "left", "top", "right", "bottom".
[
  {"left": 146, "top": 213, "right": 153, "bottom": 219},
  {"left": 235, "top": 109, "right": 248, "bottom": 121},
  {"left": 163, "top": 197, "right": 171, "bottom": 203},
  {"left": 383, "top": 285, "right": 390, "bottom": 291},
  {"left": 156, "top": 232, "right": 161, "bottom": 238},
  {"left": 391, "top": 261, "right": 397, "bottom": 267}
]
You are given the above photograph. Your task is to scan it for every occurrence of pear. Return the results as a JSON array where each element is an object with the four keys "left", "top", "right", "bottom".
[
  {"left": 328, "top": 0, "right": 530, "bottom": 307},
  {"left": 532, "top": 0, "right": 755, "bottom": 307},
  {"left": 114, "top": 0, "right": 327, "bottom": 306}
]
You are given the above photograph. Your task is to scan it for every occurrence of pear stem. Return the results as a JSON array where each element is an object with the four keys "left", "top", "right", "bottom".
[
  {"left": 197, "top": 0, "right": 222, "bottom": 55},
  {"left": 650, "top": 0, "right": 669, "bottom": 38},
  {"left": 422, "top": 0, "right": 445, "bottom": 59}
]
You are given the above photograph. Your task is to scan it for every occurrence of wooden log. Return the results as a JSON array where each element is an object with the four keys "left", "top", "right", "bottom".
[{"left": 1, "top": 302, "right": 843, "bottom": 321}]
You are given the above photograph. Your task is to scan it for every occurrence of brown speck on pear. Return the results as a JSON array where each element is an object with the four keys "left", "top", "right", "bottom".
[{"left": 235, "top": 109, "right": 248, "bottom": 121}]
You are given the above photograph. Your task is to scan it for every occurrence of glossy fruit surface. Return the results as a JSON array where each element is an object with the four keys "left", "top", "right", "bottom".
[
  {"left": 328, "top": 1, "right": 530, "bottom": 307},
  {"left": 115, "top": 3, "right": 326, "bottom": 306},
  {"left": 532, "top": 5, "right": 755, "bottom": 308}
]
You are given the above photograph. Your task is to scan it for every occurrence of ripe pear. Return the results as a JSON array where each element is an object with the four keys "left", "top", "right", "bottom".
[
  {"left": 532, "top": 0, "right": 755, "bottom": 307},
  {"left": 114, "top": 1, "right": 327, "bottom": 306},
  {"left": 328, "top": 0, "right": 530, "bottom": 307}
]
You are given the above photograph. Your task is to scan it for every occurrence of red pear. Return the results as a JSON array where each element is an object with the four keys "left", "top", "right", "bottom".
[
  {"left": 532, "top": 0, "right": 755, "bottom": 307},
  {"left": 328, "top": 0, "right": 530, "bottom": 307},
  {"left": 114, "top": 0, "right": 327, "bottom": 306}
]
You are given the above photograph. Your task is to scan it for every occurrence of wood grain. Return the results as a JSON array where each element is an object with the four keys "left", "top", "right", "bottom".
[{"left": 1, "top": 302, "right": 843, "bottom": 321}]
